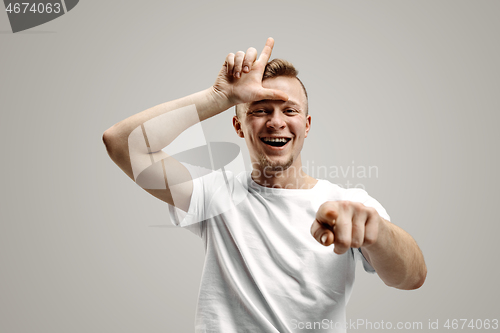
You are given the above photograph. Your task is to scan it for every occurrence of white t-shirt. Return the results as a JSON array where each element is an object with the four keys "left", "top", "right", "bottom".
[{"left": 168, "top": 167, "right": 390, "bottom": 333}]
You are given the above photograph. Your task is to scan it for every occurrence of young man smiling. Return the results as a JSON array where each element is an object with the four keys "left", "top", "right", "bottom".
[
  {"left": 233, "top": 62, "right": 315, "bottom": 189},
  {"left": 103, "top": 38, "right": 426, "bottom": 333}
]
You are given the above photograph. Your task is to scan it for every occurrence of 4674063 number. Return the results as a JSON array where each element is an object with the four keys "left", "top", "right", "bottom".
[
  {"left": 444, "top": 319, "right": 498, "bottom": 330},
  {"left": 5, "top": 2, "right": 62, "bottom": 14}
]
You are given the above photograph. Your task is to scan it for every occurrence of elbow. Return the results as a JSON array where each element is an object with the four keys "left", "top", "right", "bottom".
[
  {"left": 393, "top": 264, "right": 427, "bottom": 291},
  {"left": 102, "top": 130, "right": 110, "bottom": 147},
  {"left": 409, "top": 259, "right": 428, "bottom": 290},
  {"left": 102, "top": 129, "right": 120, "bottom": 158},
  {"left": 412, "top": 264, "right": 427, "bottom": 290},
  {"left": 102, "top": 126, "right": 117, "bottom": 145},
  {"left": 102, "top": 130, "right": 113, "bottom": 153},
  {"left": 404, "top": 276, "right": 426, "bottom": 291}
]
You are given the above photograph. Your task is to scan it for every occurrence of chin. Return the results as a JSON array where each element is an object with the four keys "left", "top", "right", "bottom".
[{"left": 258, "top": 154, "right": 294, "bottom": 172}]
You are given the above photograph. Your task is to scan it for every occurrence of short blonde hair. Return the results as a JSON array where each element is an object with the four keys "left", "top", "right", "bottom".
[{"left": 235, "top": 59, "right": 308, "bottom": 117}]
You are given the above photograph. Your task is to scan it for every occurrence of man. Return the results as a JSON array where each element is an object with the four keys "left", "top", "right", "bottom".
[{"left": 103, "top": 38, "right": 426, "bottom": 332}]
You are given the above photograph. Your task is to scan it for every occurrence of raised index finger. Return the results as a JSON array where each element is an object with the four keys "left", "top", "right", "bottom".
[{"left": 257, "top": 37, "right": 275, "bottom": 64}]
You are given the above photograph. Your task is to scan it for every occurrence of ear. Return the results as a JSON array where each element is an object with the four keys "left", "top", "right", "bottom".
[
  {"left": 304, "top": 114, "right": 311, "bottom": 138},
  {"left": 233, "top": 116, "right": 245, "bottom": 138}
]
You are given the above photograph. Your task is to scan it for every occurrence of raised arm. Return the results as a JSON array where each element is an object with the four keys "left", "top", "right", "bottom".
[{"left": 102, "top": 38, "right": 288, "bottom": 211}]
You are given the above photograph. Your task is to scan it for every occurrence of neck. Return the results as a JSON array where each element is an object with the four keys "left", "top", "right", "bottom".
[{"left": 251, "top": 162, "right": 318, "bottom": 189}]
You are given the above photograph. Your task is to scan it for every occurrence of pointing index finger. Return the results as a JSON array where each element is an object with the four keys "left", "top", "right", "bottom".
[{"left": 257, "top": 37, "right": 275, "bottom": 64}]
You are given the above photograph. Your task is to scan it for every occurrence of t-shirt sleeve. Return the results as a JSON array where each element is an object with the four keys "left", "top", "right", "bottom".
[
  {"left": 167, "top": 163, "right": 234, "bottom": 238},
  {"left": 355, "top": 248, "right": 376, "bottom": 273},
  {"left": 343, "top": 188, "right": 391, "bottom": 222}
]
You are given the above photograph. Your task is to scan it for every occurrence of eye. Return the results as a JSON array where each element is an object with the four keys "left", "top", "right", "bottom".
[
  {"left": 251, "top": 109, "right": 267, "bottom": 115},
  {"left": 284, "top": 109, "right": 298, "bottom": 114}
]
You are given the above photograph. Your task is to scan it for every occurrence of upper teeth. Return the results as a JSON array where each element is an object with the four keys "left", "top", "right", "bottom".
[{"left": 262, "top": 138, "right": 288, "bottom": 142}]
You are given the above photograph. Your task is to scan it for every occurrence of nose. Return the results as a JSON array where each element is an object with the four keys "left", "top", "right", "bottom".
[{"left": 266, "top": 110, "right": 286, "bottom": 130}]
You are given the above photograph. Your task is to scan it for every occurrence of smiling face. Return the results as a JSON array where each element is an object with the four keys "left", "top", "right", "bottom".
[{"left": 233, "top": 76, "right": 311, "bottom": 175}]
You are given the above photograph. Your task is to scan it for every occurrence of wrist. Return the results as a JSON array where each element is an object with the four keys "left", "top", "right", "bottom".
[
  {"left": 208, "top": 85, "right": 235, "bottom": 112},
  {"left": 362, "top": 216, "right": 393, "bottom": 253}
]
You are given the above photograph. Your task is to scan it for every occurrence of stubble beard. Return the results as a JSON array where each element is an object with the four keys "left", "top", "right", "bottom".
[{"left": 258, "top": 153, "right": 294, "bottom": 176}]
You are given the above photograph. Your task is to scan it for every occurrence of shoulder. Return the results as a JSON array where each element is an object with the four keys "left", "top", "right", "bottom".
[
  {"left": 345, "top": 187, "right": 391, "bottom": 222},
  {"left": 317, "top": 181, "right": 391, "bottom": 221},
  {"left": 194, "top": 168, "right": 249, "bottom": 204},
  {"left": 342, "top": 187, "right": 372, "bottom": 202}
]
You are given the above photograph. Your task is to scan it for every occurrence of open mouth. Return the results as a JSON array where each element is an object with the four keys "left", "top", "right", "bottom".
[{"left": 260, "top": 137, "right": 292, "bottom": 148}]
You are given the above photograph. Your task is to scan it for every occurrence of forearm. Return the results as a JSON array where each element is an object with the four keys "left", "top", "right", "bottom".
[
  {"left": 361, "top": 219, "right": 427, "bottom": 290},
  {"left": 103, "top": 86, "right": 232, "bottom": 154}
]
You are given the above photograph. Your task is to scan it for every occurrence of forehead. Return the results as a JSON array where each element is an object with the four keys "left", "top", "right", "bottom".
[
  {"left": 261, "top": 76, "right": 307, "bottom": 107},
  {"left": 240, "top": 76, "right": 307, "bottom": 114}
]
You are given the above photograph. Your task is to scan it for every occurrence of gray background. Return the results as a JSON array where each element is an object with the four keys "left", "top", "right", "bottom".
[{"left": 1, "top": 1, "right": 499, "bottom": 332}]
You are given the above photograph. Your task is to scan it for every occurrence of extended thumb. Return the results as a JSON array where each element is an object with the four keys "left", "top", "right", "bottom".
[{"left": 261, "top": 88, "right": 289, "bottom": 102}]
